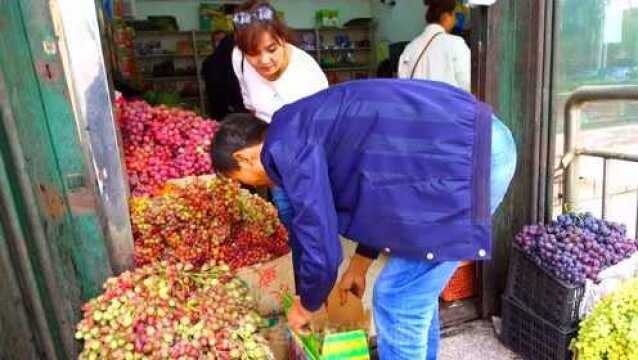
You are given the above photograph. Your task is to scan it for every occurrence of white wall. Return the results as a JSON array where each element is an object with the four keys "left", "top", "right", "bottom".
[
  {"left": 271, "top": 0, "right": 372, "bottom": 29},
  {"left": 135, "top": 1, "right": 202, "bottom": 30},
  {"left": 371, "top": 0, "right": 426, "bottom": 43},
  {"left": 135, "top": 0, "right": 372, "bottom": 30}
]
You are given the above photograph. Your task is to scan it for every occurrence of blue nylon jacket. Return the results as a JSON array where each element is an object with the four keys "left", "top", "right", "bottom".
[{"left": 261, "top": 79, "right": 493, "bottom": 311}]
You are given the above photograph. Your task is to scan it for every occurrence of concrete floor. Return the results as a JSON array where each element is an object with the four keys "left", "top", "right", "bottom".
[{"left": 439, "top": 320, "right": 522, "bottom": 360}]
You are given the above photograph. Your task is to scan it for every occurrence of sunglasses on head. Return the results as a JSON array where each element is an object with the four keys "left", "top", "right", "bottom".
[{"left": 233, "top": 4, "right": 275, "bottom": 27}]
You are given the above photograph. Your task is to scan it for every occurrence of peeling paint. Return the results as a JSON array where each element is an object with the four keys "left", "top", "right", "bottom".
[
  {"left": 42, "top": 40, "right": 57, "bottom": 55},
  {"left": 35, "top": 60, "right": 59, "bottom": 82},
  {"left": 38, "top": 184, "right": 66, "bottom": 219},
  {"left": 67, "top": 188, "right": 96, "bottom": 215}
]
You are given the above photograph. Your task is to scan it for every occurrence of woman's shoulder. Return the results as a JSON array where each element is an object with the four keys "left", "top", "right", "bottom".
[
  {"left": 289, "top": 45, "right": 322, "bottom": 69},
  {"left": 400, "top": 30, "right": 430, "bottom": 60},
  {"left": 442, "top": 33, "right": 469, "bottom": 51}
]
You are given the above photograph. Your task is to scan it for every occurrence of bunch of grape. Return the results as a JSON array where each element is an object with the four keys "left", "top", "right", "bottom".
[
  {"left": 130, "top": 177, "right": 289, "bottom": 269},
  {"left": 514, "top": 213, "right": 638, "bottom": 285},
  {"left": 75, "top": 261, "right": 273, "bottom": 360},
  {"left": 570, "top": 277, "right": 638, "bottom": 360},
  {"left": 117, "top": 99, "right": 219, "bottom": 196}
]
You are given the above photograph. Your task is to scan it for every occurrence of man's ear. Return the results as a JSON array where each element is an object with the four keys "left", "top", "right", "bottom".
[{"left": 232, "top": 149, "right": 251, "bottom": 165}]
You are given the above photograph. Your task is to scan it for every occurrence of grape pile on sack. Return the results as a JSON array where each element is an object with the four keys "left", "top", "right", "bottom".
[
  {"left": 75, "top": 262, "right": 274, "bottom": 360},
  {"left": 130, "top": 177, "right": 289, "bottom": 269},
  {"left": 117, "top": 98, "right": 219, "bottom": 196}
]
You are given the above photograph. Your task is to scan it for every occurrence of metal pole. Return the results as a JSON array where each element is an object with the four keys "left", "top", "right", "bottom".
[
  {"left": 545, "top": 0, "right": 560, "bottom": 223},
  {"left": 577, "top": 149, "right": 638, "bottom": 163},
  {"left": 0, "top": 70, "right": 61, "bottom": 360}
]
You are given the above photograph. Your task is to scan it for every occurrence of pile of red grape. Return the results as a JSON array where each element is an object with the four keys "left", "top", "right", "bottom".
[
  {"left": 514, "top": 213, "right": 638, "bottom": 285},
  {"left": 130, "top": 177, "right": 289, "bottom": 269},
  {"left": 75, "top": 261, "right": 274, "bottom": 360},
  {"left": 117, "top": 99, "right": 219, "bottom": 196}
]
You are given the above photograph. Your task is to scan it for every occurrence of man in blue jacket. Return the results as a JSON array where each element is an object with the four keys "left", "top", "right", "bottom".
[{"left": 211, "top": 79, "right": 517, "bottom": 359}]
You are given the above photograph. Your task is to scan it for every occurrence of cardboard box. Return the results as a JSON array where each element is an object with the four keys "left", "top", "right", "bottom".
[
  {"left": 236, "top": 253, "right": 296, "bottom": 317},
  {"left": 263, "top": 316, "right": 290, "bottom": 360},
  {"left": 237, "top": 237, "right": 384, "bottom": 320}
]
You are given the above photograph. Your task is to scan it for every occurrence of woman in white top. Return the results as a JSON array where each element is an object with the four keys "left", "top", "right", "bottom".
[
  {"left": 231, "top": 0, "right": 328, "bottom": 123},
  {"left": 398, "top": 0, "right": 471, "bottom": 92},
  {"left": 230, "top": 1, "right": 328, "bottom": 279}
]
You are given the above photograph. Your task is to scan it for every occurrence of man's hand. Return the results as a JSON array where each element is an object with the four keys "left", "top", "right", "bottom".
[
  {"left": 338, "top": 254, "right": 374, "bottom": 304},
  {"left": 287, "top": 298, "right": 314, "bottom": 335}
]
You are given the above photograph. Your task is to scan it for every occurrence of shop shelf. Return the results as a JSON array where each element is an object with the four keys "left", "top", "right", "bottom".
[
  {"left": 143, "top": 75, "right": 198, "bottom": 82},
  {"left": 322, "top": 66, "right": 370, "bottom": 72},
  {"left": 136, "top": 53, "right": 195, "bottom": 59},
  {"left": 318, "top": 47, "right": 372, "bottom": 52}
]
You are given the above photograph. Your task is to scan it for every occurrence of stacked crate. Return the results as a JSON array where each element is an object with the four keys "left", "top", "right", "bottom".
[{"left": 500, "top": 245, "right": 585, "bottom": 360}]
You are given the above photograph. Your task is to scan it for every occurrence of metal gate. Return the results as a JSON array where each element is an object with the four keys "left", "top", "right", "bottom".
[{"left": 560, "top": 85, "right": 638, "bottom": 238}]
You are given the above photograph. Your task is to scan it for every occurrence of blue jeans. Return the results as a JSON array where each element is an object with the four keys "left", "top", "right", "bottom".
[{"left": 374, "top": 117, "right": 517, "bottom": 360}]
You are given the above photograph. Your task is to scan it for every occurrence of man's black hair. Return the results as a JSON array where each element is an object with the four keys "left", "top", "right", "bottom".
[{"left": 211, "top": 113, "right": 269, "bottom": 174}]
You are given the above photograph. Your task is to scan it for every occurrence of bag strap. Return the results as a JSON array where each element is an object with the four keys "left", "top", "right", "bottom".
[{"left": 409, "top": 32, "right": 444, "bottom": 79}]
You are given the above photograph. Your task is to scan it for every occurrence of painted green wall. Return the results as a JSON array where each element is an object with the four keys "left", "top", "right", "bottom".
[{"left": 371, "top": 0, "right": 426, "bottom": 43}]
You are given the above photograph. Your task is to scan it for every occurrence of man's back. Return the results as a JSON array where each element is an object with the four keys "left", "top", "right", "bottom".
[{"left": 262, "top": 79, "right": 492, "bottom": 261}]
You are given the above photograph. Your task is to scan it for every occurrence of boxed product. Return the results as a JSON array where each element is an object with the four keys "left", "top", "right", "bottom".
[
  {"left": 316, "top": 9, "right": 340, "bottom": 28},
  {"left": 285, "top": 290, "right": 371, "bottom": 360}
]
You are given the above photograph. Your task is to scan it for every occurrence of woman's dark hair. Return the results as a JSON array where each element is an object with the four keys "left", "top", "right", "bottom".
[
  {"left": 424, "top": 0, "right": 457, "bottom": 24},
  {"left": 234, "top": 0, "right": 294, "bottom": 56},
  {"left": 211, "top": 113, "right": 269, "bottom": 174}
]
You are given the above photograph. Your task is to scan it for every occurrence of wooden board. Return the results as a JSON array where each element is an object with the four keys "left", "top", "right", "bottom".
[{"left": 479, "top": 0, "right": 549, "bottom": 317}]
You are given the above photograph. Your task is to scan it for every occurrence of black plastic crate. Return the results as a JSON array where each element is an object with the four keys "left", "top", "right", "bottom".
[
  {"left": 505, "top": 245, "right": 585, "bottom": 329},
  {"left": 501, "top": 296, "right": 577, "bottom": 360}
]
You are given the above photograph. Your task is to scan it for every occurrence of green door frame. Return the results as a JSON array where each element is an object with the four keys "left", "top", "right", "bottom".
[
  {"left": 475, "top": 0, "right": 555, "bottom": 316},
  {"left": 0, "top": 0, "right": 117, "bottom": 357}
]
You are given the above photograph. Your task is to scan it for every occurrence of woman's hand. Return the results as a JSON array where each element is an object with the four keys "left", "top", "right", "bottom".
[{"left": 338, "top": 254, "right": 374, "bottom": 304}]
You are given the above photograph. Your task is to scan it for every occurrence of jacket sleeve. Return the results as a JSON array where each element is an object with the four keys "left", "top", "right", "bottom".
[{"left": 267, "top": 142, "right": 343, "bottom": 311}]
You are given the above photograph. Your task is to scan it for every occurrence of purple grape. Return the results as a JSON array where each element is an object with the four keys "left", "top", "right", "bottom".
[{"left": 513, "top": 212, "right": 637, "bottom": 285}]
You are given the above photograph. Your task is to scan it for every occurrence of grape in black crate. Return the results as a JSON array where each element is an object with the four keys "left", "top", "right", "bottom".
[
  {"left": 500, "top": 296, "right": 576, "bottom": 360},
  {"left": 506, "top": 244, "right": 584, "bottom": 329},
  {"left": 507, "top": 212, "right": 638, "bottom": 328}
]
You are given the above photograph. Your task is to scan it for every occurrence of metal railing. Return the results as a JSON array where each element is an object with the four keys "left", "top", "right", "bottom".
[{"left": 562, "top": 85, "right": 638, "bottom": 239}]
